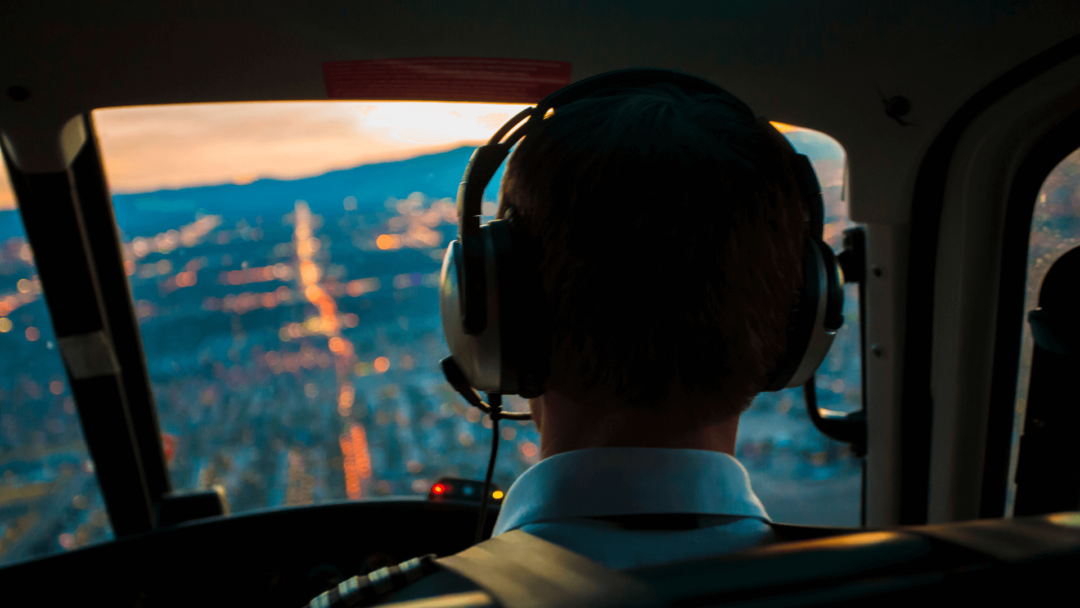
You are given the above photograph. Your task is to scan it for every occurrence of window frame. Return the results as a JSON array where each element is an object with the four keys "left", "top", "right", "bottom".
[
  {"left": 902, "top": 36, "right": 1080, "bottom": 529},
  {"left": 917, "top": 47, "right": 1080, "bottom": 525},
  {"left": 0, "top": 114, "right": 168, "bottom": 537},
  {"left": 4, "top": 104, "right": 873, "bottom": 543}
]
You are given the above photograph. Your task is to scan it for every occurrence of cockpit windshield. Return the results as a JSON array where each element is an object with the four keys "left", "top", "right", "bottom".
[{"left": 0, "top": 100, "right": 861, "bottom": 566}]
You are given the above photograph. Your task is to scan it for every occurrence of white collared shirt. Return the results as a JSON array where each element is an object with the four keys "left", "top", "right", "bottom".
[{"left": 491, "top": 447, "right": 776, "bottom": 569}]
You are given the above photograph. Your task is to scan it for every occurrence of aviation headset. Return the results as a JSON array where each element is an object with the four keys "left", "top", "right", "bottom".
[{"left": 439, "top": 68, "right": 845, "bottom": 413}]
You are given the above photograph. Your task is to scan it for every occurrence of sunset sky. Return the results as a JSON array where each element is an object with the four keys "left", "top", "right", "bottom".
[
  {"left": 0, "top": 102, "right": 836, "bottom": 212},
  {"left": 93, "top": 101, "right": 533, "bottom": 194},
  {"left": 0, "top": 101, "right": 531, "bottom": 210}
]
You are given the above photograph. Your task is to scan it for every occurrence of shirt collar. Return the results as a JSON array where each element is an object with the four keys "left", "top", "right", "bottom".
[{"left": 492, "top": 447, "right": 771, "bottom": 536}]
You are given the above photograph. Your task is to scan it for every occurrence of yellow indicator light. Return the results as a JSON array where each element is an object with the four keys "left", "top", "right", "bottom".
[
  {"left": 1049, "top": 513, "right": 1080, "bottom": 528},
  {"left": 492, "top": 490, "right": 504, "bottom": 500}
]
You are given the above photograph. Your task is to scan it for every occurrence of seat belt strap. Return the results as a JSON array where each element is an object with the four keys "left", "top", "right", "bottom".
[{"left": 435, "top": 530, "right": 658, "bottom": 608}]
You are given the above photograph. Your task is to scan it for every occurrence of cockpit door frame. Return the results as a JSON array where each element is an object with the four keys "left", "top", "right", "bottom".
[{"left": 920, "top": 42, "right": 1080, "bottom": 523}]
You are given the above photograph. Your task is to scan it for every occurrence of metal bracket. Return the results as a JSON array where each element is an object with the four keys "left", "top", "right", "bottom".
[
  {"left": 805, "top": 225, "right": 868, "bottom": 458},
  {"left": 58, "top": 330, "right": 121, "bottom": 380},
  {"left": 156, "top": 486, "right": 230, "bottom": 527},
  {"left": 804, "top": 377, "right": 867, "bottom": 458},
  {"left": 837, "top": 226, "right": 866, "bottom": 283}
]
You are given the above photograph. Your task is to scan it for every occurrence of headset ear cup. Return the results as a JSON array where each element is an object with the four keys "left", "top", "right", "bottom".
[
  {"left": 438, "top": 235, "right": 505, "bottom": 393},
  {"left": 439, "top": 240, "right": 468, "bottom": 362}
]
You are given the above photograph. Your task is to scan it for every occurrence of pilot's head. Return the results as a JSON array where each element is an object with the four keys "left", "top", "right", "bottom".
[{"left": 497, "top": 83, "right": 807, "bottom": 441}]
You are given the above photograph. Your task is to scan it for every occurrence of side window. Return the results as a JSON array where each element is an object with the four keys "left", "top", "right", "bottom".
[
  {"left": 0, "top": 160, "right": 113, "bottom": 566},
  {"left": 736, "top": 125, "right": 862, "bottom": 526},
  {"left": 91, "top": 105, "right": 860, "bottom": 525},
  {"left": 1007, "top": 147, "right": 1080, "bottom": 514}
]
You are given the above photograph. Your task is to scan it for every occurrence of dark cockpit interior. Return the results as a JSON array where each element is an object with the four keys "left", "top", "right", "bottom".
[{"left": 2, "top": 2, "right": 1080, "bottom": 606}]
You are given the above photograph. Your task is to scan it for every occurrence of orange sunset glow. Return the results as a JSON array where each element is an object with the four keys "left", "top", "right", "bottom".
[
  {"left": 91, "top": 101, "right": 531, "bottom": 194},
  {"left": 0, "top": 102, "right": 831, "bottom": 212},
  {"left": 0, "top": 102, "right": 531, "bottom": 210},
  {"left": 0, "top": 160, "right": 13, "bottom": 211}
]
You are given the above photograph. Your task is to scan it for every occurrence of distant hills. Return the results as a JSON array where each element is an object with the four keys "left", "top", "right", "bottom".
[
  {"left": 103, "top": 130, "right": 841, "bottom": 238},
  {"left": 110, "top": 146, "right": 502, "bottom": 236},
  {"left": 0, "top": 145, "right": 501, "bottom": 240},
  {"left": 0, "top": 130, "right": 845, "bottom": 240}
]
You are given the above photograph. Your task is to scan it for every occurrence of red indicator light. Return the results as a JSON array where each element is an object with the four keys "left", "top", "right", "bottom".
[
  {"left": 161, "top": 433, "right": 178, "bottom": 465},
  {"left": 432, "top": 483, "right": 446, "bottom": 495}
]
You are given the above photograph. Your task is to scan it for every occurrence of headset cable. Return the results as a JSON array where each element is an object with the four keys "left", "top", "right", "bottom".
[{"left": 440, "top": 357, "right": 531, "bottom": 544}]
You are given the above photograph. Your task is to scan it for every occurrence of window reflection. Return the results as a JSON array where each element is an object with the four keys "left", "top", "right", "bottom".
[{"left": 94, "top": 103, "right": 860, "bottom": 526}]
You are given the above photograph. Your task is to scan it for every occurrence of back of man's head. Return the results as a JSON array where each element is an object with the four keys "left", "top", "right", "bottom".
[{"left": 498, "top": 83, "right": 808, "bottom": 425}]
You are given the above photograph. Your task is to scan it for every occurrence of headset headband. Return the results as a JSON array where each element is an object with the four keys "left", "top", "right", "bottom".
[
  {"left": 456, "top": 68, "right": 817, "bottom": 335},
  {"left": 460, "top": 69, "right": 757, "bottom": 238}
]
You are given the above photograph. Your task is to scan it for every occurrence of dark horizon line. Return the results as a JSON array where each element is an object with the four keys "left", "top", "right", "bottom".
[{"left": 106, "top": 143, "right": 484, "bottom": 199}]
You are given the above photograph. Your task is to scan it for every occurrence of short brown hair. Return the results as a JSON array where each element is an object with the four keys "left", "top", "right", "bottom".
[{"left": 499, "top": 84, "right": 806, "bottom": 423}]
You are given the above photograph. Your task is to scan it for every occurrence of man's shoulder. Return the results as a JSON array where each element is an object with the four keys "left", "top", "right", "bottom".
[
  {"left": 305, "top": 555, "right": 474, "bottom": 608},
  {"left": 304, "top": 521, "right": 778, "bottom": 607},
  {"left": 372, "top": 568, "right": 484, "bottom": 605}
]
